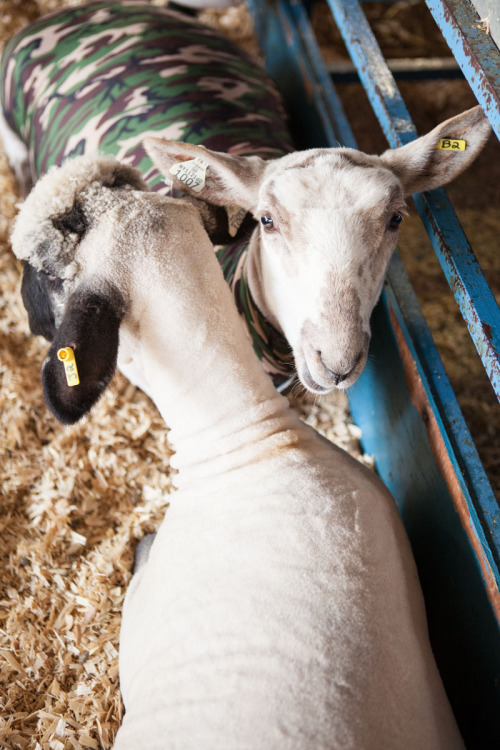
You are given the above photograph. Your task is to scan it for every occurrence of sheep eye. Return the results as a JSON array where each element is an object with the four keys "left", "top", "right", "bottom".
[
  {"left": 261, "top": 213, "right": 276, "bottom": 232},
  {"left": 388, "top": 212, "right": 403, "bottom": 231},
  {"left": 42, "top": 270, "right": 63, "bottom": 290}
]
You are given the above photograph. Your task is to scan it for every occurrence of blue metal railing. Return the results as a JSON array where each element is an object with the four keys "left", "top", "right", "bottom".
[{"left": 426, "top": 0, "right": 500, "bottom": 140}]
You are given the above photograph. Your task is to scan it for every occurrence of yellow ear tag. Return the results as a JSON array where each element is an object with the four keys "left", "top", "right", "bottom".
[
  {"left": 57, "top": 347, "right": 80, "bottom": 387},
  {"left": 436, "top": 138, "right": 466, "bottom": 151}
]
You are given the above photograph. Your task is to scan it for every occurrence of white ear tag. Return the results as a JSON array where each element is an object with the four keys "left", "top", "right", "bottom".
[
  {"left": 169, "top": 157, "right": 208, "bottom": 193},
  {"left": 226, "top": 206, "right": 247, "bottom": 237}
]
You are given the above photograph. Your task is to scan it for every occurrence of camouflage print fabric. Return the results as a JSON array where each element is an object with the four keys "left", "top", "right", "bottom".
[
  {"left": 0, "top": 1, "right": 296, "bottom": 391},
  {"left": 216, "top": 242, "right": 295, "bottom": 391}
]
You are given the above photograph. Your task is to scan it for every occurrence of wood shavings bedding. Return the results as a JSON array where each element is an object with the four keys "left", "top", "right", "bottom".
[{"left": 0, "top": 3, "right": 367, "bottom": 747}]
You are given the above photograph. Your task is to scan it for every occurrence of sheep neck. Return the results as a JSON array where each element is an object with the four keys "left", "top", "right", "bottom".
[{"left": 120, "top": 223, "right": 305, "bottom": 480}]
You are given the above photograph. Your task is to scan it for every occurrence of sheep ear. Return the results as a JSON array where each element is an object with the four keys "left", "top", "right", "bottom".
[
  {"left": 379, "top": 105, "right": 491, "bottom": 195},
  {"left": 145, "top": 137, "right": 266, "bottom": 210},
  {"left": 179, "top": 194, "right": 257, "bottom": 245},
  {"left": 41, "top": 287, "right": 125, "bottom": 425}
]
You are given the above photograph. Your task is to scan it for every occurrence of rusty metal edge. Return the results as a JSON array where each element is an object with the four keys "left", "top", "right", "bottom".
[{"left": 389, "top": 304, "right": 500, "bottom": 621}]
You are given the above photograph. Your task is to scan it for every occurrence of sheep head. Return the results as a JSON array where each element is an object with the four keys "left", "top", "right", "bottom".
[
  {"left": 146, "top": 105, "right": 491, "bottom": 393},
  {"left": 11, "top": 156, "right": 148, "bottom": 424}
]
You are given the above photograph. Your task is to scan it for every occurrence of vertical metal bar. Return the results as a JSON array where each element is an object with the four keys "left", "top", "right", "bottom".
[
  {"left": 326, "top": 0, "right": 417, "bottom": 145},
  {"left": 286, "top": 0, "right": 357, "bottom": 147},
  {"left": 425, "top": 0, "right": 500, "bottom": 141},
  {"left": 414, "top": 189, "right": 500, "bottom": 396}
]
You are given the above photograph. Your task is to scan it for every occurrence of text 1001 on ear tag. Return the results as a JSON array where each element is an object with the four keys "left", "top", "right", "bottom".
[
  {"left": 57, "top": 347, "right": 80, "bottom": 387},
  {"left": 436, "top": 138, "right": 466, "bottom": 151}
]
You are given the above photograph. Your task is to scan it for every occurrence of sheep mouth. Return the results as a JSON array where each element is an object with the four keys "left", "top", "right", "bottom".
[
  {"left": 297, "top": 349, "right": 367, "bottom": 394},
  {"left": 297, "top": 360, "right": 334, "bottom": 394}
]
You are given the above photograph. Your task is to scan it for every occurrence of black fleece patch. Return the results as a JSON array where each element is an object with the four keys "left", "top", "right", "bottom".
[
  {"left": 42, "top": 285, "right": 126, "bottom": 424},
  {"left": 52, "top": 201, "right": 89, "bottom": 238}
]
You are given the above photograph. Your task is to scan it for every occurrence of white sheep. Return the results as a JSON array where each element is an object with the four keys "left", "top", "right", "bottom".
[
  {"left": 11, "top": 153, "right": 465, "bottom": 749},
  {"left": 0, "top": 2, "right": 491, "bottom": 393}
]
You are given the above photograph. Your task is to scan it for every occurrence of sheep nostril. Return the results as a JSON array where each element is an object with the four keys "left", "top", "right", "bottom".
[
  {"left": 320, "top": 351, "right": 362, "bottom": 385},
  {"left": 332, "top": 371, "right": 348, "bottom": 386}
]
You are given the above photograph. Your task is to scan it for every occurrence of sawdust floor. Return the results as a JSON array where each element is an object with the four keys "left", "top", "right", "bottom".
[{"left": 0, "top": 1, "right": 498, "bottom": 748}]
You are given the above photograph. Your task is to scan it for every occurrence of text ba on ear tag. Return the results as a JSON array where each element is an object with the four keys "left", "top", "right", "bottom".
[
  {"left": 436, "top": 138, "right": 466, "bottom": 151},
  {"left": 169, "top": 157, "right": 208, "bottom": 193},
  {"left": 57, "top": 346, "right": 80, "bottom": 387}
]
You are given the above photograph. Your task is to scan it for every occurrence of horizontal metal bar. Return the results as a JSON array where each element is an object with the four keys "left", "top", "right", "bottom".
[
  {"left": 425, "top": 0, "right": 500, "bottom": 141},
  {"left": 325, "top": 0, "right": 500, "bottom": 404},
  {"left": 327, "top": 56, "right": 463, "bottom": 82}
]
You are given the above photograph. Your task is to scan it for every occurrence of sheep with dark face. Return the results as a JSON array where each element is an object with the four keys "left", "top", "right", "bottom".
[
  {"left": 11, "top": 154, "right": 465, "bottom": 749},
  {"left": 12, "top": 157, "right": 149, "bottom": 422},
  {"left": 1, "top": 1, "right": 491, "bottom": 393}
]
